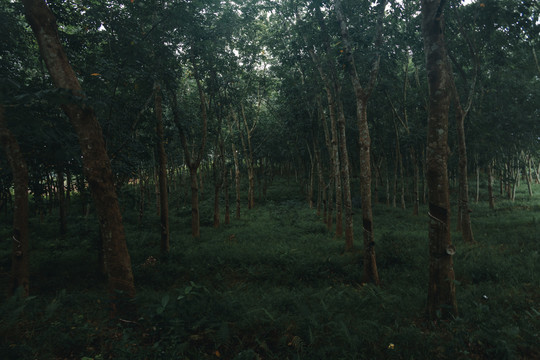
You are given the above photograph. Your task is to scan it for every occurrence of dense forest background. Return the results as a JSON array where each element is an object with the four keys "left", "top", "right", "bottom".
[{"left": 1, "top": 0, "right": 539, "bottom": 359}]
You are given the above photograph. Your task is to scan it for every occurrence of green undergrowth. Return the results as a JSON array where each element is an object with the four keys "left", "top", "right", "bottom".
[{"left": 0, "top": 180, "right": 539, "bottom": 359}]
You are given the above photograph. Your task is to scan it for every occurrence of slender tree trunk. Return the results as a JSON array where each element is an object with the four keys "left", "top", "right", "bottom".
[
  {"left": 232, "top": 142, "right": 241, "bottom": 219},
  {"left": 307, "top": 144, "right": 315, "bottom": 209},
  {"left": 22, "top": 0, "right": 135, "bottom": 313},
  {"left": 66, "top": 168, "right": 71, "bottom": 211},
  {"left": 454, "top": 97, "right": 474, "bottom": 243},
  {"left": 358, "top": 101, "right": 379, "bottom": 284},
  {"left": 330, "top": 107, "right": 343, "bottom": 239},
  {"left": 399, "top": 146, "right": 406, "bottom": 210},
  {"left": 525, "top": 154, "right": 533, "bottom": 198},
  {"left": 487, "top": 162, "right": 495, "bottom": 209},
  {"left": 169, "top": 73, "right": 207, "bottom": 237},
  {"left": 0, "top": 106, "right": 30, "bottom": 298},
  {"left": 189, "top": 166, "right": 200, "bottom": 237},
  {"left": 335, "top": 0, "right": 385, "bottom": 283},
  {"left": 57, "top": 167, "right": 67, "bottom": 236},
  {"left": 475, "top": 158, "right": 480, "bottom": 203},
  {"left": 337, "top": 99, "right": 354, "bottom": 251},
  {"left": 155, "top": 83, "right": 169, "bottom": 253},
  {"left": 422, "top": 0, "right": 458, "bottom": 320},
  {"left": 314, "top": 140, "right": 324, "bottom": 217},
  {"left": 224, "top": 168, "right": 230, "bottom": 225},
  {"left": 411, "top": 147, "right": 420, "bottom": 216},
  {"left": 241, "top": 104, "right": 256, "bottom": 210},
  {"left": 138, "top": 169, "right": 146, "bottom": 224},
  {"left": 386, "top": 169, "right": 391, "bottom": 206},
  {"left": 393, "top": 147, "right": 399, "bottom": 208}
]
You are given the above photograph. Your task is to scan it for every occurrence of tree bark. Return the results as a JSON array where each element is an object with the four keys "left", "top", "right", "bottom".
[
  {"left": 155, "top": 83, "right": 170, "bottom": 253},
  {"left": 21, "top": 0, "right": 135, "bottom": 312},
  {"left": 0, "top": 106, "right": 30, "bottom": 298},
  {"left": 422, "top": 0, "right": 458, "bottom": 320}
]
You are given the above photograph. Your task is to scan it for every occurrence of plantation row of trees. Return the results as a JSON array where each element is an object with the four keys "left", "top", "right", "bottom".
[{"left": 1, "top": 0, "right": 538, "bottom": 321}]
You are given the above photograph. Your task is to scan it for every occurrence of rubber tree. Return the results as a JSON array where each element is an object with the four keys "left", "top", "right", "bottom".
[
  {"left": 334, "top": 0, "right": 387, "bottom": 283},
  {"left": 0, "top": 106, "right": 30, "bottom": 298},
  {"left": 21, "top": 0, "right": 136, "bottom": 316},
  {"left": 421, "top": 0, "right": 458, "bottom": 320}
]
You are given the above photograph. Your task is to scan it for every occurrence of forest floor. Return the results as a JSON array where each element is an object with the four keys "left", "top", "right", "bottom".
[{"left": 1, "top": 179, "right": 539, "bottom": 359}]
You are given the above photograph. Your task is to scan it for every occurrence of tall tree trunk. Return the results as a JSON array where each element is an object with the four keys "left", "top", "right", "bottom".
[
  {"left": 57, "top": 167, "right": 67, "bottom": 236},
  {"left": 305, "top": 17, "right": 343, "bottom": 238},
  {"left": 65, "top": 168, "right": 71, "bottom": 211},
  {"left": 337, "top": 99, "right": 354, "bottom": 251},
  {"left": 189, "top": 167, "right": 200, "bottom": 237},
  {"left": 224, "top": 168, "right": 230, "bottom": 225},
  {"left": 335, "top": 0, "right": 385, "bottom": 284},
  {"left": 329, "top": 103, "right": 343, "bottom": 239},
  {"left": 306, "top": 143, "right": 315, "bottom": 209},
  {"left": 0, "top": 106, "right": 30, "bottom": 298},
  {"left": 422, "top": 0, "right": 458, "bottom": 320},
  {"left": 241, "top": 104, "right": 256, "bottom": 210},
  {"left": 525, "top": 154, "right": 533, "bottom": 198},
  {"left": 487, "top": 161, "right": 495, "bottom": 209},
  {"left": 450, "top": 77, "right": 474, "bottom": 243},
  {"left": 314, "top": 139, "right": 324, "bottom": 217},
  {"left": 232, "top": 142, "right": 241, "bottom": 219},
  {"left": 411, "top": 147, "right": 420, "bottom": 216},
  {"left": 155, "top": 83, "right": 169, "bottom": 253},
  {"left": 475, "top": 158, "right": 480, "bottom": 203},
  {"left": 169, "top": 70, "right": 207, "bottom": 237},
  {"left": 213, "top": 139, "right": 225, "bottom": 228},
  {"left": 357, "top": 101, "right": 379, "bottom": 284},
  {"left": 318, "top": 97, "right": 334, "bottom": 231},
  {"left": 22, "top": 0, "right": 135, "bottom": 313}
]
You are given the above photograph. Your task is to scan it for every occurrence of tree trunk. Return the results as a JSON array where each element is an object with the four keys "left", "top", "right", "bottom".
[
  {"left": 393, "top": 146, "right": 399, "bottom": 208},
  {"left": 189, "top": 166, "right": 200, "bottom": 238},
  {"left": 422, "top": 0, "right": 458, "bottom": 320},
  {"left": 475, "top": 158, "right": 480, "bottom": 203},
  {"left": 22, "top": 0, "right": 135, "bottom": 313},
  {"left": 155, "top": 83, "right": 170, "bottom": 253},
  {"left": 411, "top": 147, "right": 420, "bottom": 216},
  {"left": 138, "top": 169, "right": 146, "bottom": 224},
  {"left": 358, "top": 100, "right": 379, "bottom": 284},
  {"left": 232, "top": 142, "right": 241, "bottom": 219},
  {"left": 487, "top": 162, "right": 495, "bottom": 209},
  {"left": 241, "top": 104, "right": 256, "bottom": 210},
  {"left": 330, "top": 105, "right": 343, "bottom": 239},
  {"left": 337, "top": 99, "right": 354, "bottom": 251},
  {"left": 57, "top": 167, "right": 67, "bottom": 236},
  {"left": 0, "top": 106, "right": 30, "bottom": 298},
  {"left": 224, "top": 168, "right": 230, "bottom": 225},
  {"left": 306, "top": 143, "right": 315, "bottom": 209},
  {"left": 334, "top": 0, "right": 385, "bottom": 283},
  {"left": 453, "top": 90, "right": 474, "bottom": 243},
  {"left": 169, "top": 73, "right": 207, "bottom": 237},
  {"left": 314, "top": 140, "right": 324, "bottom": 217},
  {"left": 525, "top": 154, "right": 533, "bottom": 198}
]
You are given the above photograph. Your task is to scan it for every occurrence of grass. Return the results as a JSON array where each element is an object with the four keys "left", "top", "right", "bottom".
[{"left": 0, "top": 178, "right": 539, "bottom": 359}]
